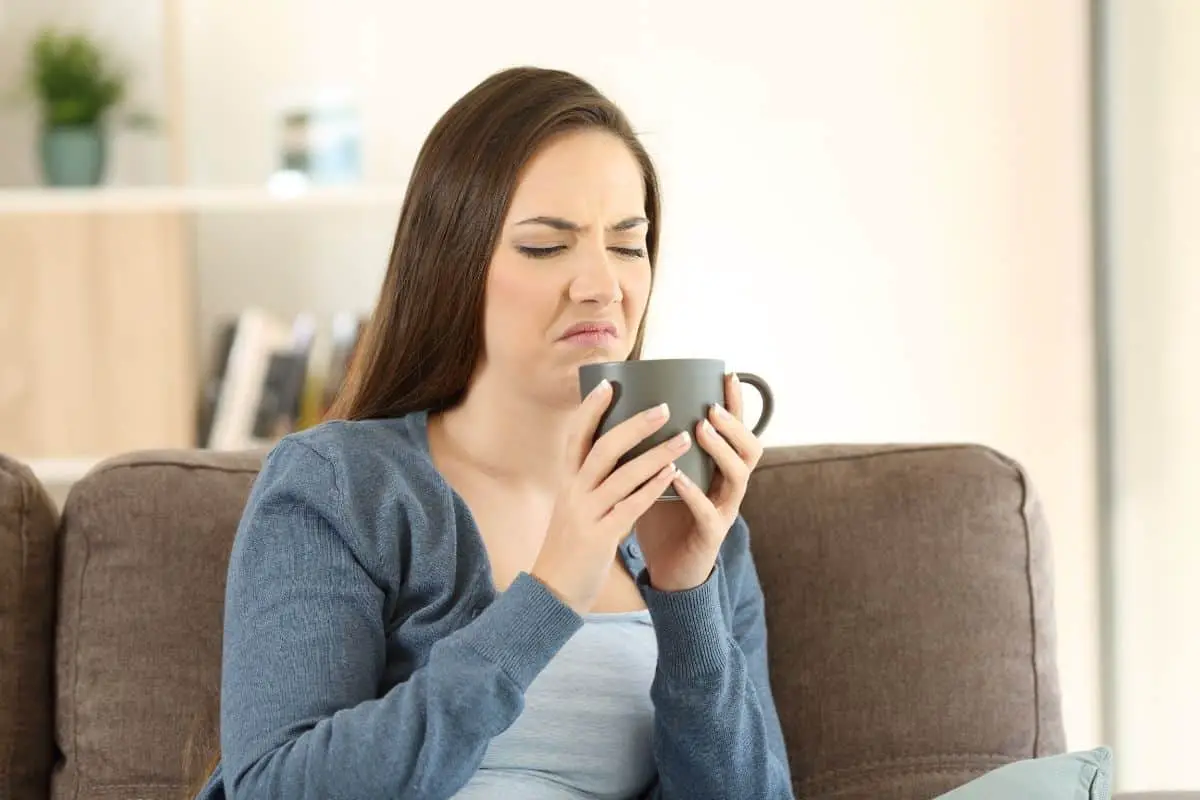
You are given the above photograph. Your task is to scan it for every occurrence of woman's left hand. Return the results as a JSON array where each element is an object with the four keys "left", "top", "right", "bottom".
[{"left": 636, "top": 373, "right": 765, "bottom": 592}]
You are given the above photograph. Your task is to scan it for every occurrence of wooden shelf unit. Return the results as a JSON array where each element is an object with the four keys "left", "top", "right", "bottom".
[{"left": 0, "top": 210, "right": 196, "bottom": 460}]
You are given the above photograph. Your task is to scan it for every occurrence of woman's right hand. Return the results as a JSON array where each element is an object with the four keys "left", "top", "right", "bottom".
[{"left": 530, "top": 379, "right": 692, "bottom": 614}]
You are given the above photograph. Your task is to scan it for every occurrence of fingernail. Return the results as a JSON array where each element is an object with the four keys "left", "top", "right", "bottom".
[
  {"left": 662, "top": 463, "right": 678, "bottom": 479},
  {"left": 646, "top": 403, "right": 669, "bottom": 421},
  {"left": 702, "top": 420, "right": 716, "bottom": 436},
  {"left": 712, "top": 403, "right": 731, "bottom": 419},
  {"left": 591, "top": 379, "right": 611, "bottom": 396},
  {"left": 731, "top": 372, "right": 740, "bottom": 385},
  {"left": 670, "top": 431, "right": 691, "bottom": 451},
  {"left": 675, "top": 468, "right": 691, "bottom": 485}
]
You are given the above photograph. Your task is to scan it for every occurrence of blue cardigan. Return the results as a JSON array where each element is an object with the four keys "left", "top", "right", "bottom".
[{"left": 196, "top": 411, "right": 793, "bottom": 799}]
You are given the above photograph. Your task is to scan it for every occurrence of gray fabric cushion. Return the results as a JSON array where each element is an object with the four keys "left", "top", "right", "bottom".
[
  {"left": 52, "top": 450, "right": 264, "bottom": 800},
  {"left": 744, "top": 444, "right": 1065, "bottom": 798},
  {"left": 0, "top": 455, "right": 59, "bottom": 800}
]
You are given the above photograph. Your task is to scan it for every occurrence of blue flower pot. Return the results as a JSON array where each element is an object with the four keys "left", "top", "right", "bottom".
[{"left": 40, "top": 125, "right": 107, "bottom": 186}]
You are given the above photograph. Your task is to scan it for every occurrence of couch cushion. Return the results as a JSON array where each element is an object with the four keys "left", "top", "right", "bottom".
[
  {"left": 744, "top": 443, "right": 1065, "bottom": 799},
  {"left": 0, "top": 454, "right": 59, "bottom": 800},
  {"left": 52, "top": 449, "right": 264, "bottom": 800}
]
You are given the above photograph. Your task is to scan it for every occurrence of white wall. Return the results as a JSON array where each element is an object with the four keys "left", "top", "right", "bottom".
[
  {"left": 0, "top": 0, "right": 1100, "bottom": 751},
  {"left": 643, "top": 8, "right": 1097, "bottom": 752},
  {"left": 1105, "top": 0, "right": 1200, "bottom": 790}
]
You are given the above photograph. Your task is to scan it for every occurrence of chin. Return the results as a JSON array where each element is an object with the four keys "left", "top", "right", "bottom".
[
  {"left": 526, "top": 344, "right": 632, "bottom": 406},
  {"left": 577, "top": 348, "right": 621, "bottom": 365},
  {"left": 546, "top": 361, "right": 608, "bottom": 407},
  {"left": 576, "top": 338, "right": 632, "bottom": 363}
]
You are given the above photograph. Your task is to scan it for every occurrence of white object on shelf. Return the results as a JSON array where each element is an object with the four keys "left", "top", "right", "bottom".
[
  {"left": 0, "top": 184, "right": 408, "bottom": 214},
  {"left": 26, "top": 458, "right": 105, "bottom": 486}
]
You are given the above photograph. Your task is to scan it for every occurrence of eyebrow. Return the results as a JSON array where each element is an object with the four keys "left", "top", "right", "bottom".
[{"left": 514, "top": 216, "right": 649, "bottom": 232}]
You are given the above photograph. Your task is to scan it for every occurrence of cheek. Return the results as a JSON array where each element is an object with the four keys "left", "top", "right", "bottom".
[
  {"left": 485, "top": 258, "right": 553, "bottom": 338},
  {"left": 623, "top": 264, "right": 654, "bottom": 320}
]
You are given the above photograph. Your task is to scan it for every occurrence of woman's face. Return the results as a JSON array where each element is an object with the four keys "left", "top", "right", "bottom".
[{"left": 480, "top": 129, "right": 652, "bottom": 407}]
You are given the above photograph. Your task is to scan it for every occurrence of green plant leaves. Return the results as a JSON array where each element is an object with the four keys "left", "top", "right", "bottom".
[{"left": 27, "top": 28, "right": 127, "bottom": 127}]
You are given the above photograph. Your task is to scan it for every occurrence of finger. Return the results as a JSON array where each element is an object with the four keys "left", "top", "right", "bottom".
[
  {"left": 606, "top": 462, "right": 679, "bottom": 531},
  {"left": 568, "top": 379, "right": 614, "bottom": 470},
  {"left": 708, "top": 403, "right": 764, "bottom": 467},
  {"left": 578, "top": 402, "right": 671, "bottom": 489},
  {"left": 670, "top": 466, "right": 726, "bottom": 541},
  {"left": 697, "top": 418, "right": 750, "bottom": 510},
  {"left": 595, "top": 430, "right": 691, "bottom": 510},
  {"left": 725, "top": 373, "right": 745, "bottom": 422}
]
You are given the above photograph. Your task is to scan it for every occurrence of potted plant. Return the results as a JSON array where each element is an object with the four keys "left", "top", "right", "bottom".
[{"left": 23, "top": 28, "right": 144, "bottom": 187}]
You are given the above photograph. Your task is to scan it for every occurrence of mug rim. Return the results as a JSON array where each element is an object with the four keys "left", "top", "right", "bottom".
[{"left": 579, "top": 357, "right": 727, "bottom": 370}]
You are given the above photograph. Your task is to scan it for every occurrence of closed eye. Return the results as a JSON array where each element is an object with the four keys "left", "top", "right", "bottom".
[
  {"left": 517, "top": 245, "right": 646, "bottom": 260},
  {"left": 610, "top": 247, "right": 647, "bottom": 259},
  {"left": 517, "top": 245, "right": 567, "bottom": 259}
]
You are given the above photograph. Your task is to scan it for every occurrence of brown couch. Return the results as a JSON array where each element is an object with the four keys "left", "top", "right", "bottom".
[{"left": 0, "top": 443, "right": 1165, "bottom": 798}]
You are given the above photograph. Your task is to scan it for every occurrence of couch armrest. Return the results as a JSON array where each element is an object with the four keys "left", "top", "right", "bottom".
[{"left": 0, "top": 454, "right": 59, "bottom": 799}]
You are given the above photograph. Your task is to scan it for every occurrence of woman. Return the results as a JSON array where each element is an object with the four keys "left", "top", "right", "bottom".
[{"left": 195, "top": 66, "right": 792, "bottom": 799}]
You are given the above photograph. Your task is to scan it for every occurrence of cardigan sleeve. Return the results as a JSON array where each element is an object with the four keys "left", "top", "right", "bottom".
[{"left": 638, "top": 517, "right": 794, "bottom": 799}]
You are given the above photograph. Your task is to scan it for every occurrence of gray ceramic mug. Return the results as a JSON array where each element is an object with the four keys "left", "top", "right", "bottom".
[{"left": 578, "top": 358, "right": 774, "bottom": 499}]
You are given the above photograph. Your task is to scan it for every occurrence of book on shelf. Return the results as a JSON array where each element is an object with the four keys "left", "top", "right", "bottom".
[
  {"left": 197, "top": 308, "right": 366, "bottom": 451},
  {"left": 195, "top": 321, "right": 239, "bottom": 447}
]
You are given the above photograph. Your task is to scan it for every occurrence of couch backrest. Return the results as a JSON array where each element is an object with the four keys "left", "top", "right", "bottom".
[
  {"left": 744, "top": 444, "right": 1065, "bottom": 798},
  {"left": 5, "top": 442, "right": 1066, "bottom": 800},
  {"left": 52, "top": 449, "right": 262, "bottom": 800}
]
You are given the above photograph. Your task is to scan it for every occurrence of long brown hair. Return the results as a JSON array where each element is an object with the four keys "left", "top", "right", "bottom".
[{"left": 328, "top": 66, "right": 662, "bottom": 421}]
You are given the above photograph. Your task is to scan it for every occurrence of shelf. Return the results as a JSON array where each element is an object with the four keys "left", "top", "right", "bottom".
[{"left": 0, "top": 184, "right": 409, "bottom": 214}]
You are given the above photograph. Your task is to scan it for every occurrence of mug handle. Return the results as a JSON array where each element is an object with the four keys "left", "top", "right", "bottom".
[{"left": 734, "top": 372, "right": 774, "bottom": 437}]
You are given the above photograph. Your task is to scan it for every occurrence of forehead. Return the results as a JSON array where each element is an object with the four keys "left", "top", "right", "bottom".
[{"left": 506, "top": 129, "right": 646, "bottom": 220}]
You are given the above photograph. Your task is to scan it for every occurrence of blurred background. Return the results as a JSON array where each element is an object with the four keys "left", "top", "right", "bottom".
[{"left": 0, "top": 0, "right": 1194, "bottom": 792}]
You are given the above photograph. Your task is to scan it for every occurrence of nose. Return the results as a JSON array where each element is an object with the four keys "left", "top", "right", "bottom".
[{"left": 567, "top": 245, "right": 622, "bottom": 306}]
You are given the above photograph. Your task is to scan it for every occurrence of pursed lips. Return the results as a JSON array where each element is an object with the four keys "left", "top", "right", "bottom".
[{"left": 558, "top": 322, "right": 619, "bottom": 344}]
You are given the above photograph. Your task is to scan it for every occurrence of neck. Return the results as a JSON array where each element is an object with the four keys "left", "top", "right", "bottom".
[{"left": 432, "top": 376, "right": 577, "bottom": 491}]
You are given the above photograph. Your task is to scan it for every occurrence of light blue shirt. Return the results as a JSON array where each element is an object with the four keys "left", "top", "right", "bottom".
[{"left": 453, "top": 609, "right": 658, "bottom": 798}]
